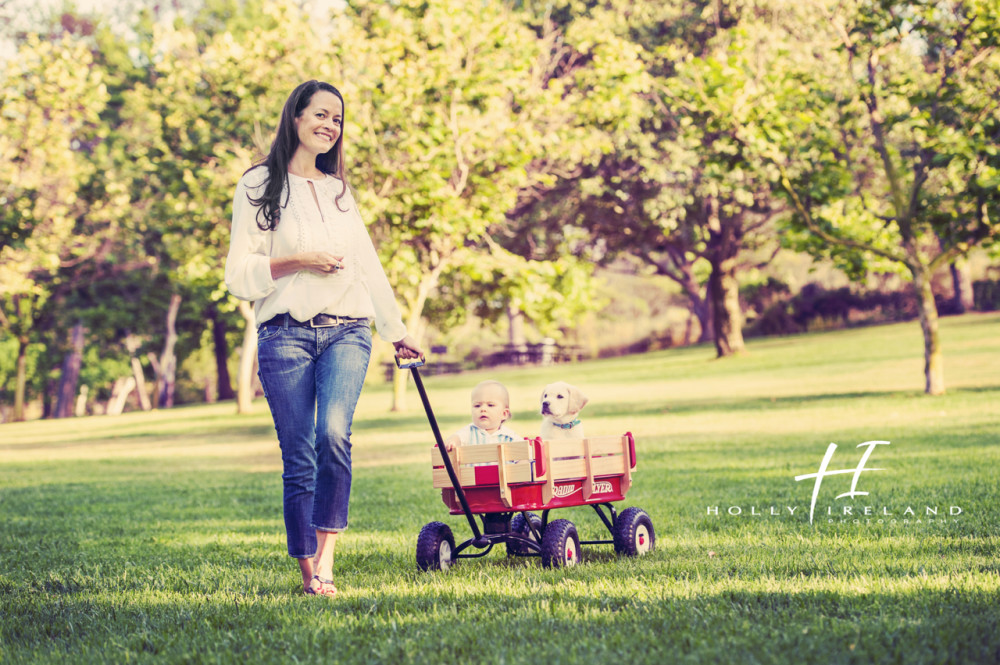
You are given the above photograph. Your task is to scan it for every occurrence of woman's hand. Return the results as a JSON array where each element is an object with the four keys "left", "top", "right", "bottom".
[
  {"left": 393, "top": 335, "right": 422, "bottom": 360},
  {"left": 303, "top": 251, "right": 345, "bottom": 275},
  {"left": 269, "top": 252, "right": 344, "bottom": 280}
]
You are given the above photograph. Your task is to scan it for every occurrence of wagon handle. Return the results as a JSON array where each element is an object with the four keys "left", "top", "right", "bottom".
[
  {"left": 627, "top": 431, "right": 636, "bottom": 469},
  {"left": 397, "top": 356, "right": 483, "bottom": 542},
  {"left": 395, "top": 354, "right": 426, "bottom": 370}
]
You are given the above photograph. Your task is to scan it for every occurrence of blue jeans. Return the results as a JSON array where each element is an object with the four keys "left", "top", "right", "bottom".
[{"left": 256, "top": 318, "right": 372, "bottom": 559}]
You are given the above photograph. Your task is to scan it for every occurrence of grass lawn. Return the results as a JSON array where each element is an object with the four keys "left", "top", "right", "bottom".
[{"left": 1, "top": 313, "right": 999, "bottom": 664}]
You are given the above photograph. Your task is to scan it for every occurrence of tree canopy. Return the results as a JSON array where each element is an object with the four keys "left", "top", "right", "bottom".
[{"left": 1, "top": 0, "right": 997, "bottom": 419}]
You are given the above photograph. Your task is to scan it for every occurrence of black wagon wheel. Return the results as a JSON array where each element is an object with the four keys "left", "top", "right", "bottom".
[
  {"left": 540, "top": 518, "right": 581, "bottom": 568},
  {"left": 506, "top": 512, "right": 542, "bottom": 557},
  {"left": 416, "top": 521, "right": 455, "bottom": 572},
  {"left": 612, "top": 507, "right": 655, "bottom": 557}
]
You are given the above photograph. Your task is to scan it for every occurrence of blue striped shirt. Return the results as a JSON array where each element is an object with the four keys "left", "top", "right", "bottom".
[{"left": 452, "top": 424, "right": 519, "bottom": 446}]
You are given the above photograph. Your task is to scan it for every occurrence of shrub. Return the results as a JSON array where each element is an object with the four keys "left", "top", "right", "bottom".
[
  {"left": 973, "top": 280, "right": 1000, "bottom": 312},
  {"left": 745, "top": 283, "right": 917, "bottom": 338}
]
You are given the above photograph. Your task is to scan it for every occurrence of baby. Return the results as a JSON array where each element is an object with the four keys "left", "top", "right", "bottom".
[{"left": 444, "top": 380, "right": 519, "bottom": 452}]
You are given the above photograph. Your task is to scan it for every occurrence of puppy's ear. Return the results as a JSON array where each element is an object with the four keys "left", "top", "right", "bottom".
[{"left": 568, "top": 385, "right": 589, "bottom": 414}]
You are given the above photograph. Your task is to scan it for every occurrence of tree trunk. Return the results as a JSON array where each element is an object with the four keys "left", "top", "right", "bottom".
[
  {"left": 13, "top": 336, "right": 28, "bottom": 422},
  {"left": 156, "top": 294, "right": 182, "bottom": 408},
  {"left": 147, "top": 352, "right": 161, "bottom": 403},
  {"left": 689, "top": 290, "right": 713, "bottom": 344},
  {"left": 236, "top": 299, "right": 257, "bottom": 414},
  {"left": 674, "top": 267, "right": 713, "bottom": 344},
  {"left": 130, "top": 357, "right": 151, "bottom": 411},
  {"left": 708, "top": 261, "right": 744, "bottom": 356},
  {"left": 644, "top": 253, "right": 713, "bottom": 343},
  {"left": 42, "top": 377, "right": 55, "bottom": 419},
  {"left": 124, "top": 333, "right": 152, "bottom": 411},
  {"left": 210, "top": 307, "right": 236, "bottom": 401},
  {"left": 75, "top": 384, "right": 90, "bottom": 417},
  {"left": 949, "top": 260, "right": 974, "bottom": 314},
  {"left": 507, "top": 302, "right": 527, "bottom": 348},
  {"left": 706, "top": 206, "right": 745, "bottom": 357},
  {"left": 914, "top": 268, "right": 945, "bottom": 395},
  {"left": 106, "top": 376, "right": 136, "bottom": 416},
  {"left": 54, "top": 322, "right": 85, "bottom": 418}
]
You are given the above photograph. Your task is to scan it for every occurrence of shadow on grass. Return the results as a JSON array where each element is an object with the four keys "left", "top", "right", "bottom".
[
  {"left": 0, "top": 417, "right": 280, "bottom": 451},
  {"left": 4, "top": 567, "right": 999, "bottom": 665},
  {"left": 3, "top": 463, "right": 998, "bottom": 664}
]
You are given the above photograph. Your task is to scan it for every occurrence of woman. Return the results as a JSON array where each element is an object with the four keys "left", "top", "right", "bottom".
[{"left": 225, "top": 80, "right": 422, "bottom": 597}]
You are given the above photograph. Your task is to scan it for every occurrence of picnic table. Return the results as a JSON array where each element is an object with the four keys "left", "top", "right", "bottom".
[{"left": 484, "top": 339, "right": 585, "bottom": 367}]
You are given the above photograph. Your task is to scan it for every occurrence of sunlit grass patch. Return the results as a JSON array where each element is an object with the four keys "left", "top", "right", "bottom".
[{"left": 1, "top": 313, "right": 998, "bottom": 664}]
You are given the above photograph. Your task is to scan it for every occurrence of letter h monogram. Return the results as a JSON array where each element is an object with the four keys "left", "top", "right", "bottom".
[{"left": 795, "top": 441, "right": 889, "bottom": 524}]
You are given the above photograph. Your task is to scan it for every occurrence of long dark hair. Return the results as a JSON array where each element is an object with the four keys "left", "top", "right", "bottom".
[{"left": 246, "top": 80, "right": 348, "bottom": 231}]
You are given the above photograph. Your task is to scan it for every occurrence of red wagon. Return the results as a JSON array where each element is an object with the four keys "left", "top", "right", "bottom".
[{"left": 399, "top": 359, "right": 655, "bottom": 570}]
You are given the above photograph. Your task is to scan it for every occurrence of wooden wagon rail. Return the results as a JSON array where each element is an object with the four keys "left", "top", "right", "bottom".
[{"left": 431, "top": 433, "right": 637, "bottom": 509}]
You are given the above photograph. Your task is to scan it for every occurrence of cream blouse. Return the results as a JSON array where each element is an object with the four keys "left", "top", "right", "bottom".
[{"left": 225, "top": 167, "right": 408, "bottom": 342}]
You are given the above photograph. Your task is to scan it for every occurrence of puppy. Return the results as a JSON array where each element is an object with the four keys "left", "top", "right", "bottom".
[{"left": 539, "top": 381, "right": 588, "bottom": 439}]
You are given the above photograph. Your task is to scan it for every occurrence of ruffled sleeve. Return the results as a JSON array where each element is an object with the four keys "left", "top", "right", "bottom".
[
  {"left": 225, "top": 169, "right": 276, "bottom": 302},
  {"left": 350, "top": 193, "right": 408, "bottom": 342}
]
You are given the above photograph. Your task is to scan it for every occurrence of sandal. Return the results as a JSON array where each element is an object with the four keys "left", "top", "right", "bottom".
[{"left": 305, "top": 575, "right": 338, "bottom": 597}]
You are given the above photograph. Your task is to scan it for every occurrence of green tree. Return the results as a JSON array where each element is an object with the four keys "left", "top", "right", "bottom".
[
  {"left": 510, "top": 0, "right": 791, "bottom": 357},
  {"left": 118, "top": 0, "right": 321, "bottom": 412},
  {"left": 764, "top": 0, "right": 1000, "bottom": 394},
  {"left": 0, "top": 33, "right": 109, "bottom": 419},
  {"left": 343, "top": 0, "right": 595, "bottom": 408}
]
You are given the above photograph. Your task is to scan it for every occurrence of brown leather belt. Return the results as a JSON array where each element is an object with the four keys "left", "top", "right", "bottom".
[{"left": 261, "top": 314, "right": 367, "bottom": 329}]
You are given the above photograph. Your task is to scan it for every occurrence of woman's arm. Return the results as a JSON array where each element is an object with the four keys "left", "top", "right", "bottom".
[
  {"left": 349, "top": 194, "right": 421, "bottom": 352},
  {"left": 270, "top": 251, "right": 344, "bottom": 280},
  {"left": 225, "top": 177, "right": 276, "bottom": 301}
]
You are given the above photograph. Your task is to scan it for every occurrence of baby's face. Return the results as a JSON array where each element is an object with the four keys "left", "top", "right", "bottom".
[{"left": 470, "top": 385, "right": 510, "bottom": 433}]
